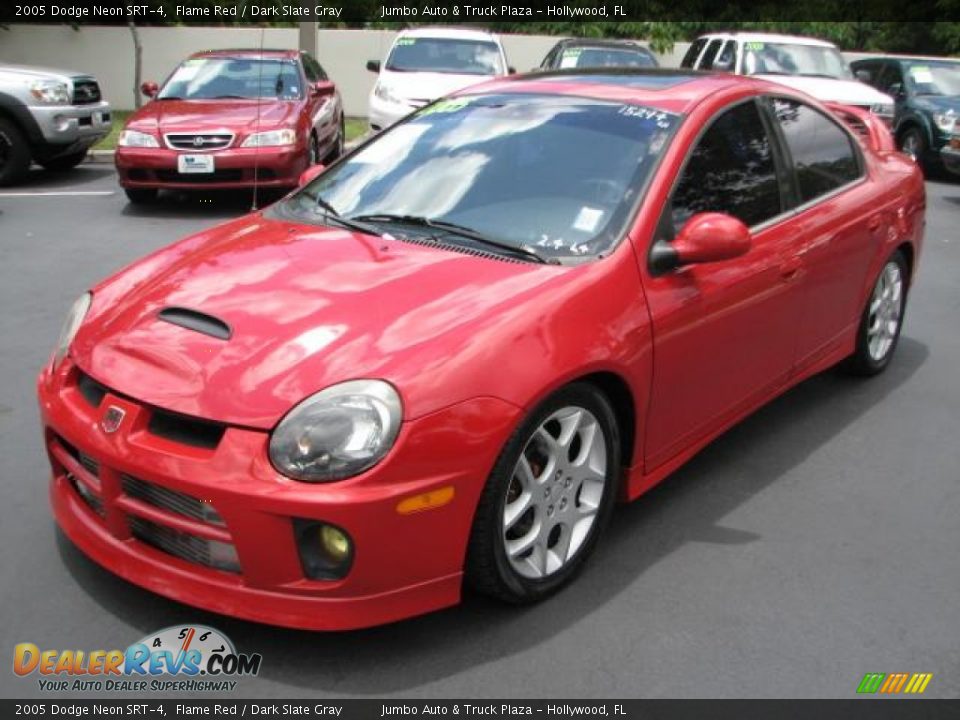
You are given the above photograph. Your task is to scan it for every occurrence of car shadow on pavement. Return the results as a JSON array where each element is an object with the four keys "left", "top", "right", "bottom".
[
  {"left": 16, "top": 165, "right": 116, "bottom": 190},
  {"left": 120, "top": 189, "right": 287, "bottom": 221},
  {"left": 55, "top": 337, "right": 929, "bottom": 694}
]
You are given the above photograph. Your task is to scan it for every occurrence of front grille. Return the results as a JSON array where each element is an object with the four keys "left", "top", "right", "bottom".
[
  {"left": 122, "top": 475, "right": 225, "bottom": 526},
  {"left": 156, "top": 169, "right": 243, "bottom": 183},
  {"left": 164, "top": 133, "right": 233, "bottom": 151},
  {"left": 56, "top": 435, "right": 104, "bottom": 517},
  {"left": 72, "top": 79, "right": 101, "bottom": 105},
  {"left": 129, "top": 516, "right": 240, "bottom": 573}
]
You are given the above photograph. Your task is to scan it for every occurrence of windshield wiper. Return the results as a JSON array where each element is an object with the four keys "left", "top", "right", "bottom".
[
  {"left": 350, "top": 214, "right": 554, "bottom": 264},
  {"left": 212, "top": 94, "right": 249, "bottom": 99},
  {"left": 298, "top": 193, "right": 384, "bottom": 238}
]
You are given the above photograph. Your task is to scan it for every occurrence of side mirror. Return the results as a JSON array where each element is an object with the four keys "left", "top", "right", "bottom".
[
  {"left": 140, "top": 81, "right": 159, "bottom": 98},
  {"left": 508, "top": 66, "right": 517, "bottom": 75},
  {"left": 366, "top": 60, "right": 381, "bottom": 73},
  {"left": 854, "top": 69, "right": 872, "bottom": 83},
  {"left": 298, "top": 163, "right": 326, "bottom": 187},
  {"left": 650, "top": 213, "right": 751, "bottom": 273},
  {"left": 311, "top": 80, "right": 335, "bottom": 97}
]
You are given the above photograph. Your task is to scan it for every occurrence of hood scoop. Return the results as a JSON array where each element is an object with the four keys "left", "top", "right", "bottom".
[{"left": 157, "top": 307, "right": 232, "bottom": 341}]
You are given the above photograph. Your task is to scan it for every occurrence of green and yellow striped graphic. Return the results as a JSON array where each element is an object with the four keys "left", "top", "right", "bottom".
[{"left": 857, "top": 672, "right": 933, "bottom": 694}]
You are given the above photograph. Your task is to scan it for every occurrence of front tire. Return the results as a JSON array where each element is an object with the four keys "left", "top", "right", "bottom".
[
  {"left": 844, "top": 250, "right": 908, "bottom": 376},
  {"left": 0, "top": 117, "right": 31, "bottom": 187},
  {"left": 899, "top": 127, "right": 927, "bottom": 167},
  {"left": 466, "top": 383, "right": 621, "bottom": 603}
]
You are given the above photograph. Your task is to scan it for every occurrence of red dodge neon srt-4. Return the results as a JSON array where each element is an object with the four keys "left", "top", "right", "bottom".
[
  {"left": 115, "top": 49, "right": 344, "bottom": 203},
  {"left": 40, "top": 70, "right": 925, "bottom": 630}
]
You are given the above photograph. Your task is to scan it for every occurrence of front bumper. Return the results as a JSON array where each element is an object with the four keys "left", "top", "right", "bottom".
[
  {"left": 941, "top": 142, "right": 960, "bottom": 176},
  {"left": 39, "top": 359, "right": 521, "bottom": 630},
  {"left": 115, "top": 144, "right": 308, "bottom": 190},
  {"left": 30, "top": 100, "right": 111, "bottom": 147}
]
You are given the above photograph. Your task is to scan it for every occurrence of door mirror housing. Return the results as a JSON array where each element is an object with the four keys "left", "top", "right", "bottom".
[
  {"left": 650, "top": 213, "right": 752, "bottom": 274},
  {"left": 311, "top": 80, "right": 336, "bottom": 97},
  {"left": 298, "top": 163, "right": 326, "bottom": 187},
  {"left": 366, "top": 60, "right": 381, "bottom": 73},
  {"left": 140, "top": 81, "right": 159, "bottom": 98}
]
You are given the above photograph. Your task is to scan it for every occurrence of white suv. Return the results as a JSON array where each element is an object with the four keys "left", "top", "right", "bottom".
[
  {"left": 366, "top": 27, "right": 511, "bottom": 132},
  {"left": 682, "top": 32, "right": 895, "bottom": 124}
]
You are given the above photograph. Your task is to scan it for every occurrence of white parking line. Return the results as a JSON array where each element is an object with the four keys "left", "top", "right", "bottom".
[{"left": 0, "top": 190, "right": 115, "bottom": 197}]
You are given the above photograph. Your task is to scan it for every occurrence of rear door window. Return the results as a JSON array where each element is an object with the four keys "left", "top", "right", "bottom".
[
  {"left": 681, "top": 38, "right": 707, "bottom": 69},
  {"left": 770, "top": 98, "right": 862, "bottom": 203}
]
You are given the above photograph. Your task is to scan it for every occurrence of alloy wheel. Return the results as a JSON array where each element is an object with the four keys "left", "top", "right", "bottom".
[
  {"left": 867, "top": 260, "right": 904, "bottom": 362},
  {"left": 502, "top": 406, "right": 607, "bottom": 579}
]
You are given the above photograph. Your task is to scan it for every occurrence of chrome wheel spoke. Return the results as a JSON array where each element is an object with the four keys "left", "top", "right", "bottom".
[{"left": 504, "top": 490, "right": 533, "bottom": 531}]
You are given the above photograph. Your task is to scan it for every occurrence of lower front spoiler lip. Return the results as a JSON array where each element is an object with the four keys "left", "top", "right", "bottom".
[{"left": 51, "top": 474, "right": 461, "bottom": 631}]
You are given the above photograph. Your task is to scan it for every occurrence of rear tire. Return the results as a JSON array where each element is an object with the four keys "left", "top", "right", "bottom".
[
  {"left": 899, "top": 127, "right": 927, "bottom": 168},
  {"left": 0, "top": 117, "right": 32, "bottom": 187},
  {"left": 465, "top": 383, "right": 621, "bottom": 604},
  {"left": 39, "top": 150, "right": 88, "bottom": 172},
  {"left": 124, "top": 187, "right": 158, "bottom": 205},
  {"left": 843, "top": 250, "right": 909, "bottom": 376}
]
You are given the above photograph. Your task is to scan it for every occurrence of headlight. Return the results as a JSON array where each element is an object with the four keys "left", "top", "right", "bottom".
[
  {"left": 269, "top": 380, "right": 402, "bottom": 482},
  {"left": 117, "top": 129, "right": 159, "bottom": 148},
  {"left": 934, "top": 110, "right": 956, "bottom": 132},
  {"left": 240, "top": 128, "right": 297, "bottom": 147},
  {"left": 53, "top": 292, "right": 92, "bottom": 370},
  {"left": 870, "top": 102, "right": 895, "bottom": 118},
  {"left": 374, "top": 81, "right": 402, "bottom": 105},
  {"left": 29, "top": 80, "right": 70, "bottom": 105}
]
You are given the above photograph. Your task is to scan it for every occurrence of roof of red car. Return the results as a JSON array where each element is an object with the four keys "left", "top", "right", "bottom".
[
  {"left": 465, "top": 69, "right": 771, "bottom": 115},
  {"left": 189, "top": 48, "right": 301, "bottom": 59}
]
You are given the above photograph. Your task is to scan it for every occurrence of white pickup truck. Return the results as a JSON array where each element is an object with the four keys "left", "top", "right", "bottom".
[{"left": 0, "top": 63, "right": 112, "bottom": 185}]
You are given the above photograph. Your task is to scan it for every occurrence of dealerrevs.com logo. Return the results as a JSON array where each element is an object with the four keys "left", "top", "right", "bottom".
[{"left": 13, "top": 625, "right": 262, "bottom": 692}]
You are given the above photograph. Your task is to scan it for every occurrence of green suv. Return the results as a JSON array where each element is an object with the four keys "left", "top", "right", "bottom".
[{"left": 851, "top": 56, "right": 960, "bottom": 170}]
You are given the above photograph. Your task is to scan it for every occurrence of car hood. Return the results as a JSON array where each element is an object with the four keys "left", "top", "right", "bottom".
[
  {"left": 0, "top": 63, "right": 94, "bottom": 81},
  {"left": 125, "top": 99, "right": 299, "bottom": 135},
  {"left": 376, "top": 69, "right": 498, "bottom": 102},
  {"left": 756, "top": 75, "right": 894, "bottom": 105},
  {"left": 72, "top": 212, "right": 559, "bottom": 429}
]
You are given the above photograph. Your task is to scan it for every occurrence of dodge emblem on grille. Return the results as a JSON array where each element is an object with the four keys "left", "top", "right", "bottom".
[{"left": 101, "top": 405, "right": 125, "bottom": 434}]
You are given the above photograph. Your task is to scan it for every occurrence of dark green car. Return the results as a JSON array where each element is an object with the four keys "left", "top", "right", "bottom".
[{"left": 851, "top": 56, "right": 959, "bottom": 169}]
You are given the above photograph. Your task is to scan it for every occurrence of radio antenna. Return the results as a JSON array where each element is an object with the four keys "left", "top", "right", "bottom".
[{"left": 251, "top": 26, "right": 266, "bottom": 211}]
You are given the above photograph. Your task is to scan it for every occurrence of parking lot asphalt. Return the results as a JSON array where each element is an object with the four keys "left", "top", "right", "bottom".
[{"left": 1, "top": 165, "right": 958, "bottom": 700}]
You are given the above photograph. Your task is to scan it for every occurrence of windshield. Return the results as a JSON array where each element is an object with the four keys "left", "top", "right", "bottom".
[
  {"left": 558, "top": 46, "right": 657, "bottom": 70},
  {"left": 158, "top": 57, "right": 302, "bottom": 100},
  {"left": 905, "top": 62, "right": 960, "bottom": 96},
  {"left": 285, "top": 93, "right": 679, "bottom": 261},
  {"left": 386, "top": 37, "right": 504, "bottom": 76},
  {"left": 742, "top": 41, "right": 852, "bottom": 79}
]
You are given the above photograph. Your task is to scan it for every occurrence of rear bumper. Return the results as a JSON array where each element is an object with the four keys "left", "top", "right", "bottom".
[
  {"left": 38, "top": 360, "right": 520, "bottom": 630},
  {"left": 115, "top": 145, "right": 308, "bottom": 190}
]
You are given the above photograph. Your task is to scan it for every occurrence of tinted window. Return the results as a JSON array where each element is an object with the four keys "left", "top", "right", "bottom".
[
  {"left": 878, "top": 63, "right": 904, "bottom": 96},
  {"left": 287, "top": 94, "right": 680, "bottom": 260},
  {"left": 701, "top": 41, "right": 733, "bottom": 71},
  {"left": 771, "top": 99, "right": 861, "bottom": 203},
  {"left": 671, "top": 101, "right": 781, "bottom": 230},
  {"left": 556, "top": 46, "right": 656, "bottom": 70},
  {"left": 698, "top": 40, "right": 723, "bottom": 70},
  {"left": 681, "top": 38, "right": 707, "bottom": 69},
  {"left": 302, "top": 53, "right": 327, "bottom": 82}
]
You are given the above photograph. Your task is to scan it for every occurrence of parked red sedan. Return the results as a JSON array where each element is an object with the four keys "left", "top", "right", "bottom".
[
  {"left": 115, "top": 49, "right": 344, "bottom": 203},
  {"left": 40, "top": 70, "right": 924, "bottom": 630}
]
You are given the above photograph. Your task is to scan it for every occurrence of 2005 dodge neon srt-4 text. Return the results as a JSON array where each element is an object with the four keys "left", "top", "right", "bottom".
[{"left": 38, "top": 70, "right": 925, "bottom": 630}]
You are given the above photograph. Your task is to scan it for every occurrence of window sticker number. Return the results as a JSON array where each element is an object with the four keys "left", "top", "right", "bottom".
[
  {"left": 396, "top": 38, "right": 416, "bottom": 46},
  {"left": 618, "top": 105, "right": 673, "bottom": 128},
  {"left": 744, "top": 42, "right": 765, "bottom": 51}
]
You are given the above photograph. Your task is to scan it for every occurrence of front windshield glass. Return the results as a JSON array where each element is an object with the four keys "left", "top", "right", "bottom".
[
  {"left": 558, "top": 47, "right": 657, "bottom": 69},
  {"left": 285, "top": 93, "right": 679, "bottom": 261},
  {"left": 742, "top": 42, "right": 852, "bottom": 79},
  {"left": 386, "top": 37, "right": 504, "bottom": 76},
  {"left": 158, "top": 57, "right": 302, "bottom": 100},
  {"left": 905, "top": 62, "right": 960, "bottom": 96}
]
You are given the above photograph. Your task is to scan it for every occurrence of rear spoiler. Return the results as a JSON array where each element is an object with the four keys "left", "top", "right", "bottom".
[{"left": 823, "top": 102, "right": 896, "bottom": 154}]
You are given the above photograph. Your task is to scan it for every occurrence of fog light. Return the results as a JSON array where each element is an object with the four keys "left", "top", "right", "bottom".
[{"left": 293, "top": 519, "right": 354, "bottom": 580}]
